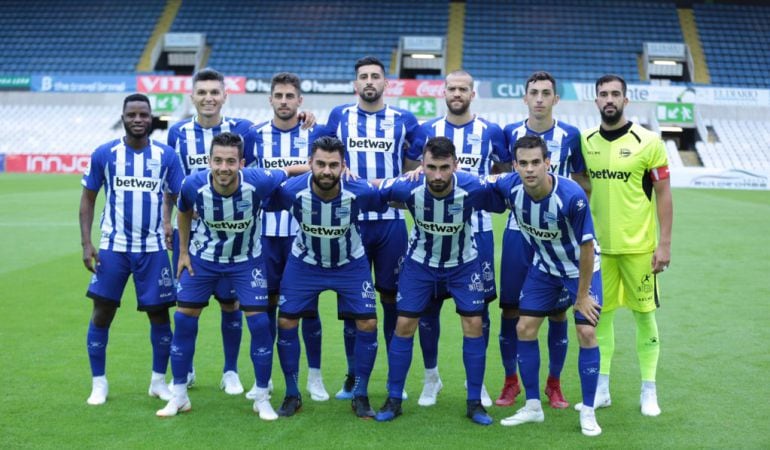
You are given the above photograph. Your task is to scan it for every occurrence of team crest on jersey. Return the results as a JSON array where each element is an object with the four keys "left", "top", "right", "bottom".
[
  {"left": 467, "top": 272, "right": 484, "bottom": 292},
  {"left": 380, "top": 119, "right": 394, "bottom": 130},
  {"left": 576, "top": 199, "right": 586, "bottom": 210},
  {"left": 619, "top": 148, "right": 632, "bottom": 158},
  {"left": 294, "top": 137, "right": 308, "bottom": 148},
  {"left": 236, "top": 200, "right": 252, "bottom": 212},
  {"left": 335, "top": 206, "right": 350, "bottom": 219},
  {"left": 544, "top": 211, "right": 558, "bottom": 223},
  {"left": 146, "top": 159, "right": 161, "bottom": 170},
  {"left": 467, "top": 134, "right": 481, "bottom": 144},
  {"left": 158, "top": 267, "right": 173, "bottom": 287},
  {"left": 448, "top": 204, "right": 464, "bottom": 215},
  {"left": 251, "top": 268, "right": 268, "bottom": 288}
]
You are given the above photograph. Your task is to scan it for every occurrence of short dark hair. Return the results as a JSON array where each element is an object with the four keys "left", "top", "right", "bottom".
[
  {"left": 123, "top": 93, "right": 151, "bottom": 111},
  {"left": 513, "top": 135, "right": 548, "bottom": 160},
  {"left": 311, "top": 136, "right": 345, "bottom": 159},
  {"left": 355, "top": 56, "right": 385, "bottom": 75},
  {"left": 525, "top": 71, "right": 557, "bottom": 93},
  {"left": 210, "top": 131, "right": 244, "bottom": 158},
  {"left": 192, "top": 67, "right": 225, "bottom": 86},
  {"left": 271, "top": 72, "right": 301, "bottom": 94},
  {"left": 595, "top": 74, "right": 627, "bottom": 96},
  {"left": 424, "top": 136, "right": 456, "bottom": 160}
]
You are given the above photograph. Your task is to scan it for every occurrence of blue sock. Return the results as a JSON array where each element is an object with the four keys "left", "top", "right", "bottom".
[
  {"left": 548, "top": 319, "right": 568, "bottom": 379},
  {"left": 387, "top": 335, "right": 414, "bottom": 399},
  {"left": 302, "top": 316, "right": 322, "bottom": 370},
  {"left": 170, "top": 312, "right": 199, "bottom": 385},
  {"left": 517, "top": 339, "right": 541, "bottom": 401},
  {"left": 86, "top": 322, "right": 109, "bottom": 377},
  {"left": 221, "top": 309, "right": 242, "bottom": 373},
  {"left": 277, "top": 326, "right": 300, "bottom": 397},
  {"left": 418, "top": 303, "right": 440, "bottom": 369},
  {"left": 499, "top": 317, "right": 518, "bottom": 377},
  {"left": 463, "top": 336, "right": 486, "bottom": 401},
  {"left": 353, "top": 328, "right": 378, "bottom": 397},
  {"left": 382, "top": 302, "right": 397, "bottom": 351},
  {"left": 267, "top": 305, "right": 277, "bottom": 346},
  {"left": 482, "top": 305, "right": 491, "bottom": 348},
  {"left": 343, "top": 319, "right": 356, "bottom": 376},
  {"left": 579, "top": 346, "right": 600, "bottom": 408},
  {"left": 150, "top": 322, "right": 172, "bottom": 374},
  {"left": 246, "top": 313, "right": 273, "bottom": 388}
]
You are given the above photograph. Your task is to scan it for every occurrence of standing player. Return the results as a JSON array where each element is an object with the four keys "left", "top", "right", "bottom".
[
  {"left": 405, "top": 70, "right": 510, "bottom": 408},
  {"left": 245, "top": 72, "right": 329, "bottom": 402},
  {"left": 80, "top": 93, "right": 184, "bottom": 405},
  {"left": 269, "top": 137, "right": 386, "bottom": 418},
  {"left": 491, "top": 136, "right": 603, "bottom": 436},
  {"left": 374, "top": 137, "right": 501, "bottom": 426},
  {"left": 166, "top": 68, "right": 254, "bottom": 395},
  {"left": 324, "top": 56, "right": 420, "bottom": 399},
  {"left": 495, "top": 71, "right": 590, "bottom": 409},
  {"left": 575, "top": 74, "right": 673, "bottom": 417},
  {"left": 156, "top": 132, "right": 308, "bottom": 419}
]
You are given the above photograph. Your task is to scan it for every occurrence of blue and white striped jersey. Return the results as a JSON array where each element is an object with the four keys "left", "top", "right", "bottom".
[
  {"left": 503, "top": 119, "right": 584, "bottom": 231},
  {"left": 324, "top": 103, "right": 420, "bottom": 221},
  {"left": 268, "top": 172, "right": 387, "bottom": 268},
  {"left": 177, "top": 168, "right": 287, "bottom": 264},
  {"left": 167, "top": 116, "right": 255, "bottom": 174},
  {"left": 408, "top": 116, "right": 510, "bottom": 233},
  {"left": 379, "top": 171, "right": 503, "bottom": 269},
  {"left": 82, "top": 137, "right": 184, "bottom": 253},
  {"left": 489, "top": 172, "right": 600, "bottom": 278},
  {"left": 248, "top": 121, "right": 323, "bottom": 237}
]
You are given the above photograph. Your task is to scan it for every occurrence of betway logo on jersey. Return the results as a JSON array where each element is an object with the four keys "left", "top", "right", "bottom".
[
  {"left": 457, "top": 155, "right": 481, "bottom": 169},
  {"left": 114, "top": 176, "right": 160, "bottom": 192},
  {"left": 263, "top": 157, "right": 306, "bottom": 169},
  {"left": 588, "top": 168, "right": 632, "bottom": 182},
  {"left": 205, "top": 218, "right": 253, "bottom": 231},
  {"left": 187, "top": 154, "right": 209, "bottom": 170},
  {"left": 520, "top": 222, "right": 560, "bottom": 240},
  {"left": 300, "top": 223, "right": 348, "bottom": 237},
  {"left": 347, "top": 137, "right": 394, "bottom": 153},
  {"left": 414, "top": 218, "right": 464, "bottom": 235}
]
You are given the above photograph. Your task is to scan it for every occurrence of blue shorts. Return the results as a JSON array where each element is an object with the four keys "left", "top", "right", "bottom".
[
  {"left": 397, "top": 258, "right": 485, "bottom": 317},
  {"left": 176, "top": 255, "right": 269, "bottom": 312},
  {"left": 278, "top": 256, "right": 377, "bottom": 320},
  {"left": 519, "top": 266, "right": 604, "bottom": 325},
  {"left": 261, "top": 235, "right": 294, "bottom": 295},
  {"left": 499, "top": 228, "right": 534, "bottom": 309},
  {"left": 173, "top": 229, "right": 236, "bottom": 303},
  {"left": 432, "top": 230, "right": 497, "bottom": 303},
  {"left": 86, "top": 249, "right": 176, "bottom": 312},
  {"left": 359, "top": 219, "right": 407, "bottom": 294}
]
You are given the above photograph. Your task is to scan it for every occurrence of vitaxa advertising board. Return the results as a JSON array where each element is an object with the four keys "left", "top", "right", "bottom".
[{"left": 137, "top": 75, "right": 246, "bottom": 94}]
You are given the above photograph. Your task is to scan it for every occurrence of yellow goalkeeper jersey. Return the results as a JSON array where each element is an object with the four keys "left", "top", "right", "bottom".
[{"left": 581, "top": 122, "right": 668, "bottom": 254}]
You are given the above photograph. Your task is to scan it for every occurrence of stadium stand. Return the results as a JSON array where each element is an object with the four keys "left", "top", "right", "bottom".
[
  {"left": 462, "top": 0, "right": 684, "bottom": 83},
  {"left": 697, "top": 119, "right": 770, "bottom": 170},
  {"left": 0, "top": 0, "right": 164, "bottom": 74},
  {"left": 169, "top": 0, "right": 449, "bottom": 79},
  {"left": 694, "top": 3, "right": 770, "bottom": 88}
]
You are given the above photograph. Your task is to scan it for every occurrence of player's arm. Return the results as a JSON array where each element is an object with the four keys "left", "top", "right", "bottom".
[
  {"left": 570, "top": 171, "right": 592, "bottom": 198},
  {"left": 573, "top": 240, "right": 601, "bottom": 325},
  {"left": 79, "top": 188, "right": 99, "bottom": 273},
  {"left": 651, "top": 174, "right": 673, "bottom": 274},
  {"left": 282, "top": 164, "right": 310, "bottom": 177},
  {"left": 176, "top": 207, "right": 194, "bottom": 278},
  {"left": 491, "top": 161, "right": 512, "bottom": 174},
  {"left": 162, "top": 193, "right": 177, "bottom": 250},
  {"left": 403, "top": 157, "right": 420, "bottom": 172}
]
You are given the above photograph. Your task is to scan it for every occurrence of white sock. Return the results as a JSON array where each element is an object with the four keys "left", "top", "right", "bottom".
[{"left": 525, "top": 399, "right": 542, "bottom": 410}]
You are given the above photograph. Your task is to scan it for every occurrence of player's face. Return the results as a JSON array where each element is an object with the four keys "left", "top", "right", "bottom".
[
  {"left": 122, "top": 101, "right": 152, "bottom": 139},
  {"left": 514, "top": 146, "right": 550, "bottom": 190},
  {"left": 192, "top": 80, "right": 227, "bottom": 119},
  {"left": 269, "top": 83, "right": 302, "bottom": 121},
  {"left": 444, "top": 73, "right": 475, "bottom": 116},
  {"left": 355, "top": 64, "right": 387, "bottom": 104},
  {"left": 423, "top": 152, "right": 457, "bottom": 196},
  {"left": 595, "top": 80, "right": 627, "bottom": 125},
  {"left": 209, "top": 145, "right": 243, "bottom": 191},
  {"left": 310, "top": 149, "right": 345, "bottom": 192},
  {"left": 524, "top": 79, "right": 559, "bottom": 120}
]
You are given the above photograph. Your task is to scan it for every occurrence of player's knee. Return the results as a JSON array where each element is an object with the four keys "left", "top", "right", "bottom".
[
  {"left": 515, "top": 316, "right": 540, "bottom": 340},
  {"left": 278, "top": 317, "right": 299, "bottom": 330},
  {"left": 91, "top": 302, "right": 117, "bottom": 328},
  {"left": 501, "top": 308, "right": 520, "bottom": 320},
  {"left": 355, "top": 318, "right": 377, "bottom": 333},
  {"left": 395, "top": 316, "right": 419, "bottom": 337},
  {"left": 220, "top": 301, "right": 240, "bottom": 313},
  {"left": 146, "top": 308, "right": 171, "bottom": 325}
]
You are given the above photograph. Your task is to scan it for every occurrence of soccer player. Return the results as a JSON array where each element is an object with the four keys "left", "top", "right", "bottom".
[
  {"left": 496, "top": 71, "right": 590, "bottom": 408},
  {"left": 245, "top": 72, "right": 329, "bottom": 402},
  {"left": 269, "top": 136, "right": 386, "bottom": 418},
  {"left": 405, "top": 70, "right": 510, "bottom": 408},
  {"left": 575, "top": 74, "right": 673, "bottom": 417},
  {"left": 155, "top": 132, "right": 308, "bottom": 419},
  {"left": 324, "top": 56, "right": 420, "bottom": 399},
  {"left": 80, "top": 93, "right": 184, "bottom": 405},
  {"left": 374, "top": 136, "right": 501, "bottom": 426},
  {"left": 492, "top": 135, "right": 603, "bottom": 436},
  {"left": 166, "top": 68, "right": 255, "bottom": 395}
]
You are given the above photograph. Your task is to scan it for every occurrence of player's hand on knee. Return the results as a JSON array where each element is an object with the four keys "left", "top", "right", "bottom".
[{"left": 575, "top": 292, "right": 601, "bottom": 326}]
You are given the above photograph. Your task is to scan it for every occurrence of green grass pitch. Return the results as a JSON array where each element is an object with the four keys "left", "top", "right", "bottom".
[{"left": 1, "top": 173, "right": 768, "bottom": 448}]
